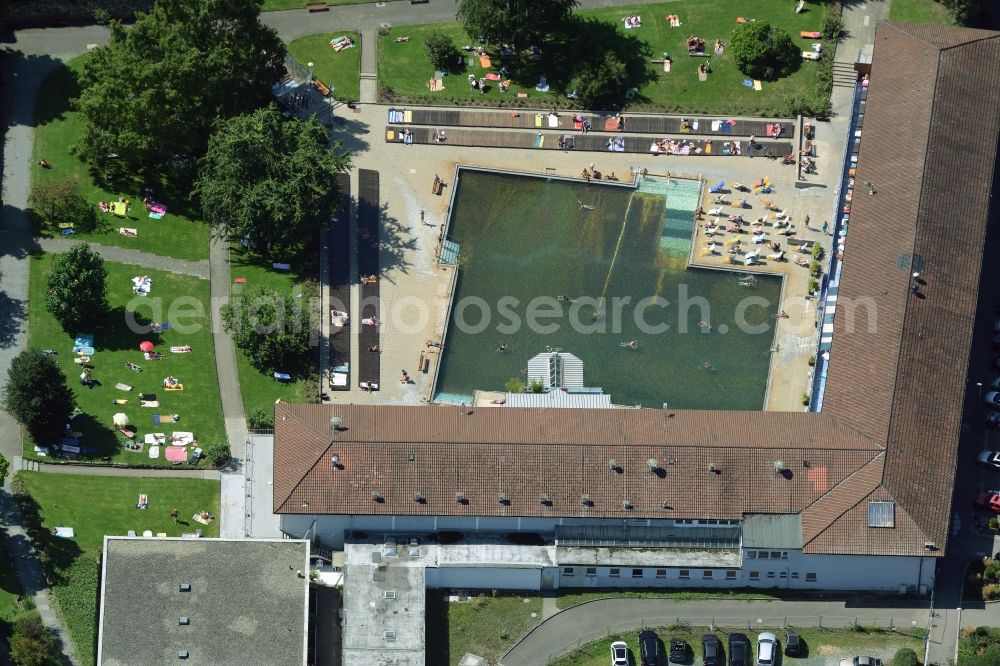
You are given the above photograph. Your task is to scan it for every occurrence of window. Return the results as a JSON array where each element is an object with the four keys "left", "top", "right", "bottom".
[
  {"left": 767, "top": 572, "right": 776, "bottom": 579},
  {"left": 586, "top": 567, "right": 597, "bottom": 577},
  {"left": 610, "top": 568, "right": 620, "bottom": 578},
  {"left": 703, "top": 570, "right": 713, "bottom": 579},
  {"left": 806, "top": 572, "right": 817, "bottom": 582},
  {"left": 749, "top": 571, "right": 760, "bottom": 580},
  {"left": 770, "top": 551, "right": 783, "bottom": 560},
  {"left": 726, "top": 570, "right": 737, "bottom": 580},
  {"left": 656, "top": 569, "right": 667, "bottom": 579},
  {"left": 679, "top": 570, "right": 690, "bottom": 579},
  {"left": 791, "top": 572, "right": 800, "bottom": 579},
  {"left": 757, "top": 551, "right": 770, "bottom": 559},
  {"left": 632, "top": 569, "right": 644, "bottom": 579},
  {"left": 779, "top": 571, "right": 787, "bottom": 579},
  {"left": 563, "top": 567, "right": 574, "bottom": 576},
  {"left": 868, "top": 501, "right": 895, "bottom": 528},
  {"left": 745, "top": 551, "right": 757, "bottom": 559},
  {"left": 781, "top": 552, "right": 789, "bottom": 560}
]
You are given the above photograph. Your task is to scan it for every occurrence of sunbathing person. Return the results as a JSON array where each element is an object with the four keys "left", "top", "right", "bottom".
[{"left": 163, "top": 375, "right": 180, "bottom": 389}]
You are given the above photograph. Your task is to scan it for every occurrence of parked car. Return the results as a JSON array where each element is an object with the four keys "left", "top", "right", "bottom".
[
  {"left": 703, "top": 634, "right": 722, "bottom": 666},
  {"left": 612, "top": 640, "right": 630, "bottom": 666},
  {"left": 985, "top": 391, "right": 1000, "bottom": 408},
  {"left": 668, "top": 637, "right": 688, "bottom": 664},
  {"left": 988, "top": 412, "right": 1000, "bottom": 431},
  {"left": 840, "top": 658, "right": 882, "bottom": 666},
  {"left": 979, "top": 450, "right": 1000, "bottom": 469},
  {"left": 639, "top": 630, "right": 663, "bottom": 666},
  {"left": 756, "top": 632, "right": 778, "bottom": 666},
  {"left": 728, "top": 633, "right": 750, "bottom": 666},
  {"left": 784, "top": 633, "right": 801, "bottom": 657},
  {"left": 993, "top": 318, "right": 1000, "bottom": 333},
  {"left": 975, "top": 491, "right": 1000, "bottom": 513}
]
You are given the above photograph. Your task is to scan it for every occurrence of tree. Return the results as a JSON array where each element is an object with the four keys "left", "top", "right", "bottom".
[
  {"left": 29, "top": 180, "right": 97, "bottom": 233},
  {"left": 3, "top": 350, "right": 76, "bottom": 446},
  {"left": 8, "top": 610, "right": 56, "bottom": 666},
  {"left": 568, "top": 50, "right": 628, "bottom": 108},
  {"left": 0, "top": 453, "right": 8, "bottom": 488},
  {"left": 45, "top": 244, "right": 108, "bottom": 333},
  {"left": 457, "top": 0, "right": 579, "bottom": 49},
  {"left": 221, "top": 286, "right": 314, "bottom": 373},
  {"left": 425, "top": 31, "right": 457, "bottom": 71},
  {"left": 246, "top": 406, "right": 274, "bottom": 429},
  {"left": 75, "top": 0, "right": 285, "bottom": 182},
  {"left": 196, "top": 107, "right": 349, "bottom": 257},
  {"left": 892, "top": 648, "right": 919, "bottom": 666},
  {"left": 504, "top": 377, "right": 525, "bottom": 393},
  {"left": 730, "top": 21, "right": 799, "bottom": 81},
  {"left": 204, "top": 441, "right": 231, "bottom": 467}
]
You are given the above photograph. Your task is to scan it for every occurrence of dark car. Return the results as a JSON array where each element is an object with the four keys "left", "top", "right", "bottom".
[
  {"left": 784, "top": 633, "right": 802, "bottom": 657},
  {"left": 728, "top": 633, "right": 750, "bottom": 666},
  {"left": 639, "top": 630, "right": 663, "bottom": 666},
  {"left": 669, "top": 637, "right": 689, "bottom": 663},
  {"left": 703, "top": 634, "right": 722, "bottom": 666},
  {"left": 988, "top": 412, "right": 1000, "bottom": 431}
]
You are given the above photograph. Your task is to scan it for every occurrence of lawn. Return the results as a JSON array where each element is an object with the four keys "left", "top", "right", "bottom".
[
  {"left": 550, "top": 626, "right": 924, "bottom": 666},
  {"left": 555, "top": 588, "right": 780, "bottom": 610},
  {"left": 426, "top": 591, "right": 544, "bottom": 666},
  {"left": 32, "top": 55, "right": 210, "bottom": 262},
  {"left": 24, "top": 255, "right": 225, "bottom": 466},
  {"left": 377, "top": 0, "right": 831, "bottom": 116},
  {"left": 887, "top": 0, "right": 952, "bottom": 23},
  {"left": 230, "top": 246, "right": 318, "bottom": 418},
  {"left": 0, "top": 529, "right": 24, "bottom": 623},
  {"left": 263, "top": 0, "right": 374, "bottom": 10},
  {"left": 287, "top": 32, "right": 362, "bottom": 101},
  {"left": 15, "top": 472, "right": 220, "bottom": 666}
]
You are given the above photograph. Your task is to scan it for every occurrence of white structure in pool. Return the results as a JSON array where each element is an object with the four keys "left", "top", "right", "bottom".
[{"left": 526, "top": 351, "right": 584, "bottom": 389}]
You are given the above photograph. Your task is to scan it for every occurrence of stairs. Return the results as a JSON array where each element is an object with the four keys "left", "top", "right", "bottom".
[{"left": 832, "top": 61, "right": 859, "bottom": 88}]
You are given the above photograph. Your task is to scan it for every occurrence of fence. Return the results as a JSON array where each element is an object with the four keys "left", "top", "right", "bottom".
[{"left": 512, "top": 614, "right": 925, "bottom": 666}]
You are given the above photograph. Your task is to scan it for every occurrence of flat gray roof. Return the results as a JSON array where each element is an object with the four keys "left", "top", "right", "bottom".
[
  {"left": 98, "top": 538, "right": 309, "bottom": 666},
  {"left": 742, "top": 514, "right": 803, "bottom": 549}
]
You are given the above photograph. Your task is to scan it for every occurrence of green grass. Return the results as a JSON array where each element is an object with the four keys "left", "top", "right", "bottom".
[
  {"left": 0, "top": 529, "right": 25, "bottom": 623},
  {"left": 887, "top": 0, "right": 952, "bottom": 24},
  {"left": 427, "top": 591, "right": 544, "bottom": 666},
  {"left": 263, "top": 0, "right": 374, "bottom": 10},
  {"left": 24, "top": 255, "right": 225, "bottom": 466},
  {"left": 377, "top": 1, "right": 830, "bottom": 116},
  {"left": 15, "top": 471, "right": 220, "bottom": 666},
  {"left": 229, "top": 246, "right": 317, "bottom": 417},
  {"left": 555, "top": 588, "right": 781, "bottom": 609},
  {"left": 550, "top": 626, "right": 924, "bottom": 666},
  {"left": 32, "top": 55, "right": 210, "bottom": 262},
  {"left": 287, "top": 32, "right": 362, "bottom": 101}
]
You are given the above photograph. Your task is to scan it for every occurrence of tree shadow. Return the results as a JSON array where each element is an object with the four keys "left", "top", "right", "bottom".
[
  {"left": 424, "top": 590, "right": 450, "bottom": 665},
  {"left": 0, "top": 280, "right": 28, "bottom": 349},
  {"left": 328, "top": 115, "right": 371, "bottom": 155},
  {"left": 9, "top": 492, "right": 84, "bottom": 587},
  {"left": 2, "top": 52, "right": 72, "bottom": 131},
  {"left": 377, "top": 203, "right": 417, "bottom": 278},
  {"left": 93, "top": 305, "right": 160, "bottom": 353}
]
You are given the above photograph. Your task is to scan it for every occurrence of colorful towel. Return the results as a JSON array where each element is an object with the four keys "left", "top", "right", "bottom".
[
  {"left": 479, "top": 55, "right": 491, "bottom": 68},
  {"left": 272, "top": 262, "right": 291, "bottom": 270},
  {"left": 149, "top": 212, "right": 163, "bottom": 220},
  {"left": 753, "top": 80, "right": 762, "bottom": 91},
  {"left": 533, "top": 134, "right": 544, "bottom": 148},
  {"left": 165, "top": 446, "right": 187, "bottom": 462},
  {"left": 485, "top": 73, "right": 501, "bottom": 81}
]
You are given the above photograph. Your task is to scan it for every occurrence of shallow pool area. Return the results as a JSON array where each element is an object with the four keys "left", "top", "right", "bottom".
[{"left": 433, "top": 169, "right": 782, "bottom": 409}]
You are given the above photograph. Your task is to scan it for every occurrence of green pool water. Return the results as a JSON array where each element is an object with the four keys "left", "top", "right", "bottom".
[{"left": 434, "top": 170, "right": 782, "bottom": 409}]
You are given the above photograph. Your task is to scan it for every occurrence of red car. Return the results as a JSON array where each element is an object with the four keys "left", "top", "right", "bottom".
[{"left": 975, "top": 491, "right": 1000, "bottom": 513}]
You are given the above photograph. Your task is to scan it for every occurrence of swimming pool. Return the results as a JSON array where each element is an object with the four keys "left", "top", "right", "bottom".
[{"left": 433, "top": 169, "right": 781, "bottom": 409}]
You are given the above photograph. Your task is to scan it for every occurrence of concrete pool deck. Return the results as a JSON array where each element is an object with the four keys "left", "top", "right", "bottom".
[{"left": 323, "top": 103, "right": 842, "bottom": 412}]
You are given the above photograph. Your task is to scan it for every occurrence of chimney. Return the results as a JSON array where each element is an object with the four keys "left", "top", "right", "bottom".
[
  {"left": 413, "top": 491, "right": 423, "bottom": 503},
  {"left": 330, "top": 416, "right": 343, "bottom": 431},
  {"left": 708, "top": 463, "right": 719, "bottom": 474},
  {"left": 371, "top": 490, "right": 383, "bottom": 502},
  {"left": 539, "top": 494, "right": 551, "bottom": 505},
  {"left": 647, "top": 458, "right": 659, "bottom": 473},
  {"left": 497, "top": 492, "right": 508, "bottom": 504},
  {"left": 455, "top": 492, "right": 466, "bottom": 504},
  {"left": 608, "top": 458, "right": 620, "bottom": 471},
  {"left": 623, "top": 500, "right": 633, "bottom": 510},
  {"left": 331, "top": 453, "right": 341, "bottom": 470},
  {"left": 580, "top": 494, "right": 592, "bottom": 506}
]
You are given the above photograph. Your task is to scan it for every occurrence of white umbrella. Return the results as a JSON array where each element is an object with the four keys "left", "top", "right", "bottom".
[{"left": 112, "top": 413, "right": 129, "bottom": 427}]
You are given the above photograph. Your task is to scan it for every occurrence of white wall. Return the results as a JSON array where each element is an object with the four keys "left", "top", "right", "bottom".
[
  {"left": 433, "top": 567, "right": 542, "bottom": 590},
  {"left": 559, "top": 565, "right": 741, "bottom": 590},
  {"left": 740, "top": 549, "right": 934, "bottom": 592}
]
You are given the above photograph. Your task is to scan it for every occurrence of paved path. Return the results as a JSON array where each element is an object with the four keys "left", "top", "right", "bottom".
[
  {"left": 500, "top": 598, "right": 931, "bottom": 666},
  {"left": 37, "top": 237, "right": 209, "bottom": 278},
  {"left": 29, "top": 460, "right": 220, "bottom": 479},
  {"left": 0, "top": 52, "right": 79, "bottom": 664},
  {"left": 208, "top": 238, "right": 247, "bottom": 460}
]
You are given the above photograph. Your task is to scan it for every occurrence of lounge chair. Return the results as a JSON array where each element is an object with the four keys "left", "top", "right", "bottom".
[{"left": 136, "top": 493, "right": 149, "bottom": 509}]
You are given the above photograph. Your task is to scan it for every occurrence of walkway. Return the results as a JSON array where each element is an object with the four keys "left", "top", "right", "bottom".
[
  {"left": 0, "top": 53, "right": 79, "bottom": 664},
  {"left": 208, "top": 238, "right": 247, "bottom": 460},
  {"left": 37, "top": 237, "right": 209, "bottom": 278},
  {"left": 499, "top": 597, "right": 931, "bottom": 666},
  {"left": 27, "top": 461, "right": 220, "bottom": 480}
]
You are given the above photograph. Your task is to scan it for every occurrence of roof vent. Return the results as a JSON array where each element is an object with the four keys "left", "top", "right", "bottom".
[
  {"left": 608, "top": 458, "right": 620, "bottom": 471},
  {"left": 407, "top": 452, "right": 415, "bottom": 462},
  {"left": 647, "top": 458, "right": 659, "bottom": 473},
  {"left": 372, "top": 490, "right": 383, "bottom": 502},
  {"left": 331, "top": 453, "right": 341, "bottom": 470},
  {"left": 330, "top": 416, "right": 343, "bottom": 431},
  {"left": 539, "top": 494, "right": 551, "bottom": 505},
  {"left": 455, "top": 492, "right": 466, "bottom": 504},
  {"left": 178, "top": 650, "right": 189, "bottom": 659},
  {"left": 773, "top": 460, "right": 785, "bottom": 473},
  {"left": 708, "top": 463, "right": 720, "bottom": 474},
  {"left": 667, "top": 457, "right": 676, "bottom": 465},
  {"left": 623, "top": 500, "right": 633, "bottom": 510},
  {"left": 802, "top": 459, "right": 810, "bottom": 468},
  {"left": 924, "top": 541, "right": 938, "bottom": 551},
  {"left": 179, "top": 583, "right": 191, "bottom": 592},
  {"left": 497, "top": 492, "right": 509, "bottom": 505},
  {"left": 385, "top": 590, "right": 396, "bottom": 600},
  {"left": 385, "top": 631, "right": 396, "bottom": 641},
  {"left": 580, "top": 494, "right": 593, "bottom": 506},
  {"left": 178, "top": 617, "right": 189, "bottom": 626},
  {"left": 413, "top": 491, "right": 424, "bottom": 503},
  {"left": 661, "top": 500, "right": 672, "bottom": 510}
]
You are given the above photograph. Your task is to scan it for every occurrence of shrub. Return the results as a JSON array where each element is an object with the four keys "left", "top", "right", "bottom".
[
  {"left": 807, "top": 355, "right": 816, "bottom": 367},
  {"left": 892, "top": 648, "right": 919, "bottom": 666},
  {"left": 812, "top": 244, "right": 825, "bottom": 261},
  {"left": 730, "top": 21, "right": 799, "bottom": 81},
  {"left": 821, "top": 14, "right": 845, "bottom": 41},
  {"left": 528, "top": 379, "right": 545, "bottom": 394},
  {"left": 29, "top": 180, "right": 97, "bottom": 233},
  {"left": 9, "top": 610, "right": 57, "bottom": 666},
  {"left": 204, "top": 441, "right": 231, "bottom": 468},
  {"left": 984, "top": 583, "right": 1000, "bottom": 600},
  {"left": 44, "top": 243, "right": 109, "bottom": 332},
  {"left": 505, "top": 378, "right": 525, "bottom": 393},
  {"left": 801, "top": 393, "right": 810, "bottom": 406},
  {"left": 246, "top": 407, "right": 274, "bottom": 430},
  {"left": 990, "top": 517, "right": 1000, "bottom": 531},
  {"left": 807, "top": 277, "right": 819, "bottom": 294},
  {"left": 810, "top": 261, "right": 823, "bottom": 279}
]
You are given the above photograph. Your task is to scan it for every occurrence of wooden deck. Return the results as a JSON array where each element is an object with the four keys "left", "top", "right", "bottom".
[
  {"left": 389, "top": 107, "right": 794, "bottom": 139},
  {"left": 385, "top": 126, "right": 794, "bottom": 157}
]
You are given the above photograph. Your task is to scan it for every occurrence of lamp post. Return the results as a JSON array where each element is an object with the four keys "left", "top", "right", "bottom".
[
  {"left": 977, "top": 382, "right": 984, "bottom": 402},
  {"left": 307, "top": 61, "right": 314, "bottom": 85}
]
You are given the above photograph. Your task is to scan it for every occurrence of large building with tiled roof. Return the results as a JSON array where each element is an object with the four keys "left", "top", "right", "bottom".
[{"left": 271, "top": 21, "right": 1000, "bottom": 600}]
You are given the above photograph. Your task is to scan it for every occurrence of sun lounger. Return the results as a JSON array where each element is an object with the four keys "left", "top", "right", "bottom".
[{"left": 164, "top": 384, "right": 184, "bottom": 391}]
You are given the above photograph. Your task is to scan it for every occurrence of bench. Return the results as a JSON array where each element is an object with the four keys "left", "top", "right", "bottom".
[
  {"left": 314, "top": 79, "right": 331, "bottom": 96},
  {"left": 410, "top": 0, "right": 429, "bottom": 4},
  {"left": 306, "top": 2, "right": 329, "bottom": 11}
]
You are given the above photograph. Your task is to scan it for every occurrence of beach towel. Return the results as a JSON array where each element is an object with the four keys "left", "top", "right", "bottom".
[
  {"left": 132, "top": 275, "right": 152, "bottom": 296},
  {"left": 753, "top": 80, "right": 762, "bottom": 91},
  {"left": 114, "top": 399, "right": 128, "bottom": 404},
  {"left": 144, "top": 433, "right": 166, "bottom": 445},
  {"left": 485, "top": 73, "right": 501, "bottom": 81},
  {"left": 115, "top": 383, "right": 132, "bottom": 392},
  {"left": 534, "top": 114, "right": 542, "bottom": 127},
  {"left": 234, "top": 277, "right": 246, "bottom": 283},
  {"left": 711, "top": 120, "right": 722, "bottom": 131},
  {"left": 426, "top": 78, "right": 444, "bottom": 91},
  {"left": 742, "top": 79, "right": 754, "bottom": 88},
  {"left": 73, "top": 334, "right": 94, "bottom": 351},
  {"left": 165, "top": 446, "right": 187, "bottom": 463},
  {"left": 140, "top": 400, "right": 160, "bottom": 408},
  {"left": 801, "top": 31, "right": 821, "bottom": 38},
  {"left": 164, "top": 383, "right": 184, "bottom": 391},
  {"left": 60, "top": 228, "right": 75, "bottom": 235},
  {"left": 533, "top": 134, "right": 544, "bottom": 148},
  {"left": 274, "top": 372, "right": 292, "bottom": 382},
  {"left": 152, "top": 414, "right": 177, "bottom": 425},
  {"left": 479, "top": 55, "right": 491, "bottom": 68},
  {"left": 663, "top": 59, "right": 671, "bottom": 72},
  {"left": 148, "top": 445, "right": 160, "bottom": 459},
  {"left": 698, "top": 69, "right": 708, "bottom": 82},
  {"left": 119, "top": 227, "right": 138, "bottom": 237},
  {"left": 148, "top": 212, "right": 163, "bottom": 220},
  {"left": 272, "top": 262, "right": 291, "bottom": 270},
  {"left": 169, "top": 346, "right": 191, "bottom": 353},
  {"left": 150, "top": 204, "right": 166, "bottom": 215},
  {"left": 548, "top": 114, "right": 559, "bottom": 128},
  {"left": 171, "top": 432, "right": 195, "bottom": 446}
]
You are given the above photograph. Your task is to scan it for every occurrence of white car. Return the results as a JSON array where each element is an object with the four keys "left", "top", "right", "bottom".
[
  {"left": 612, "top": 640, "right": 629, "bottom": 666},
  {"left": 757, "top": 632, "right": 777, "bottom": 666}
]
